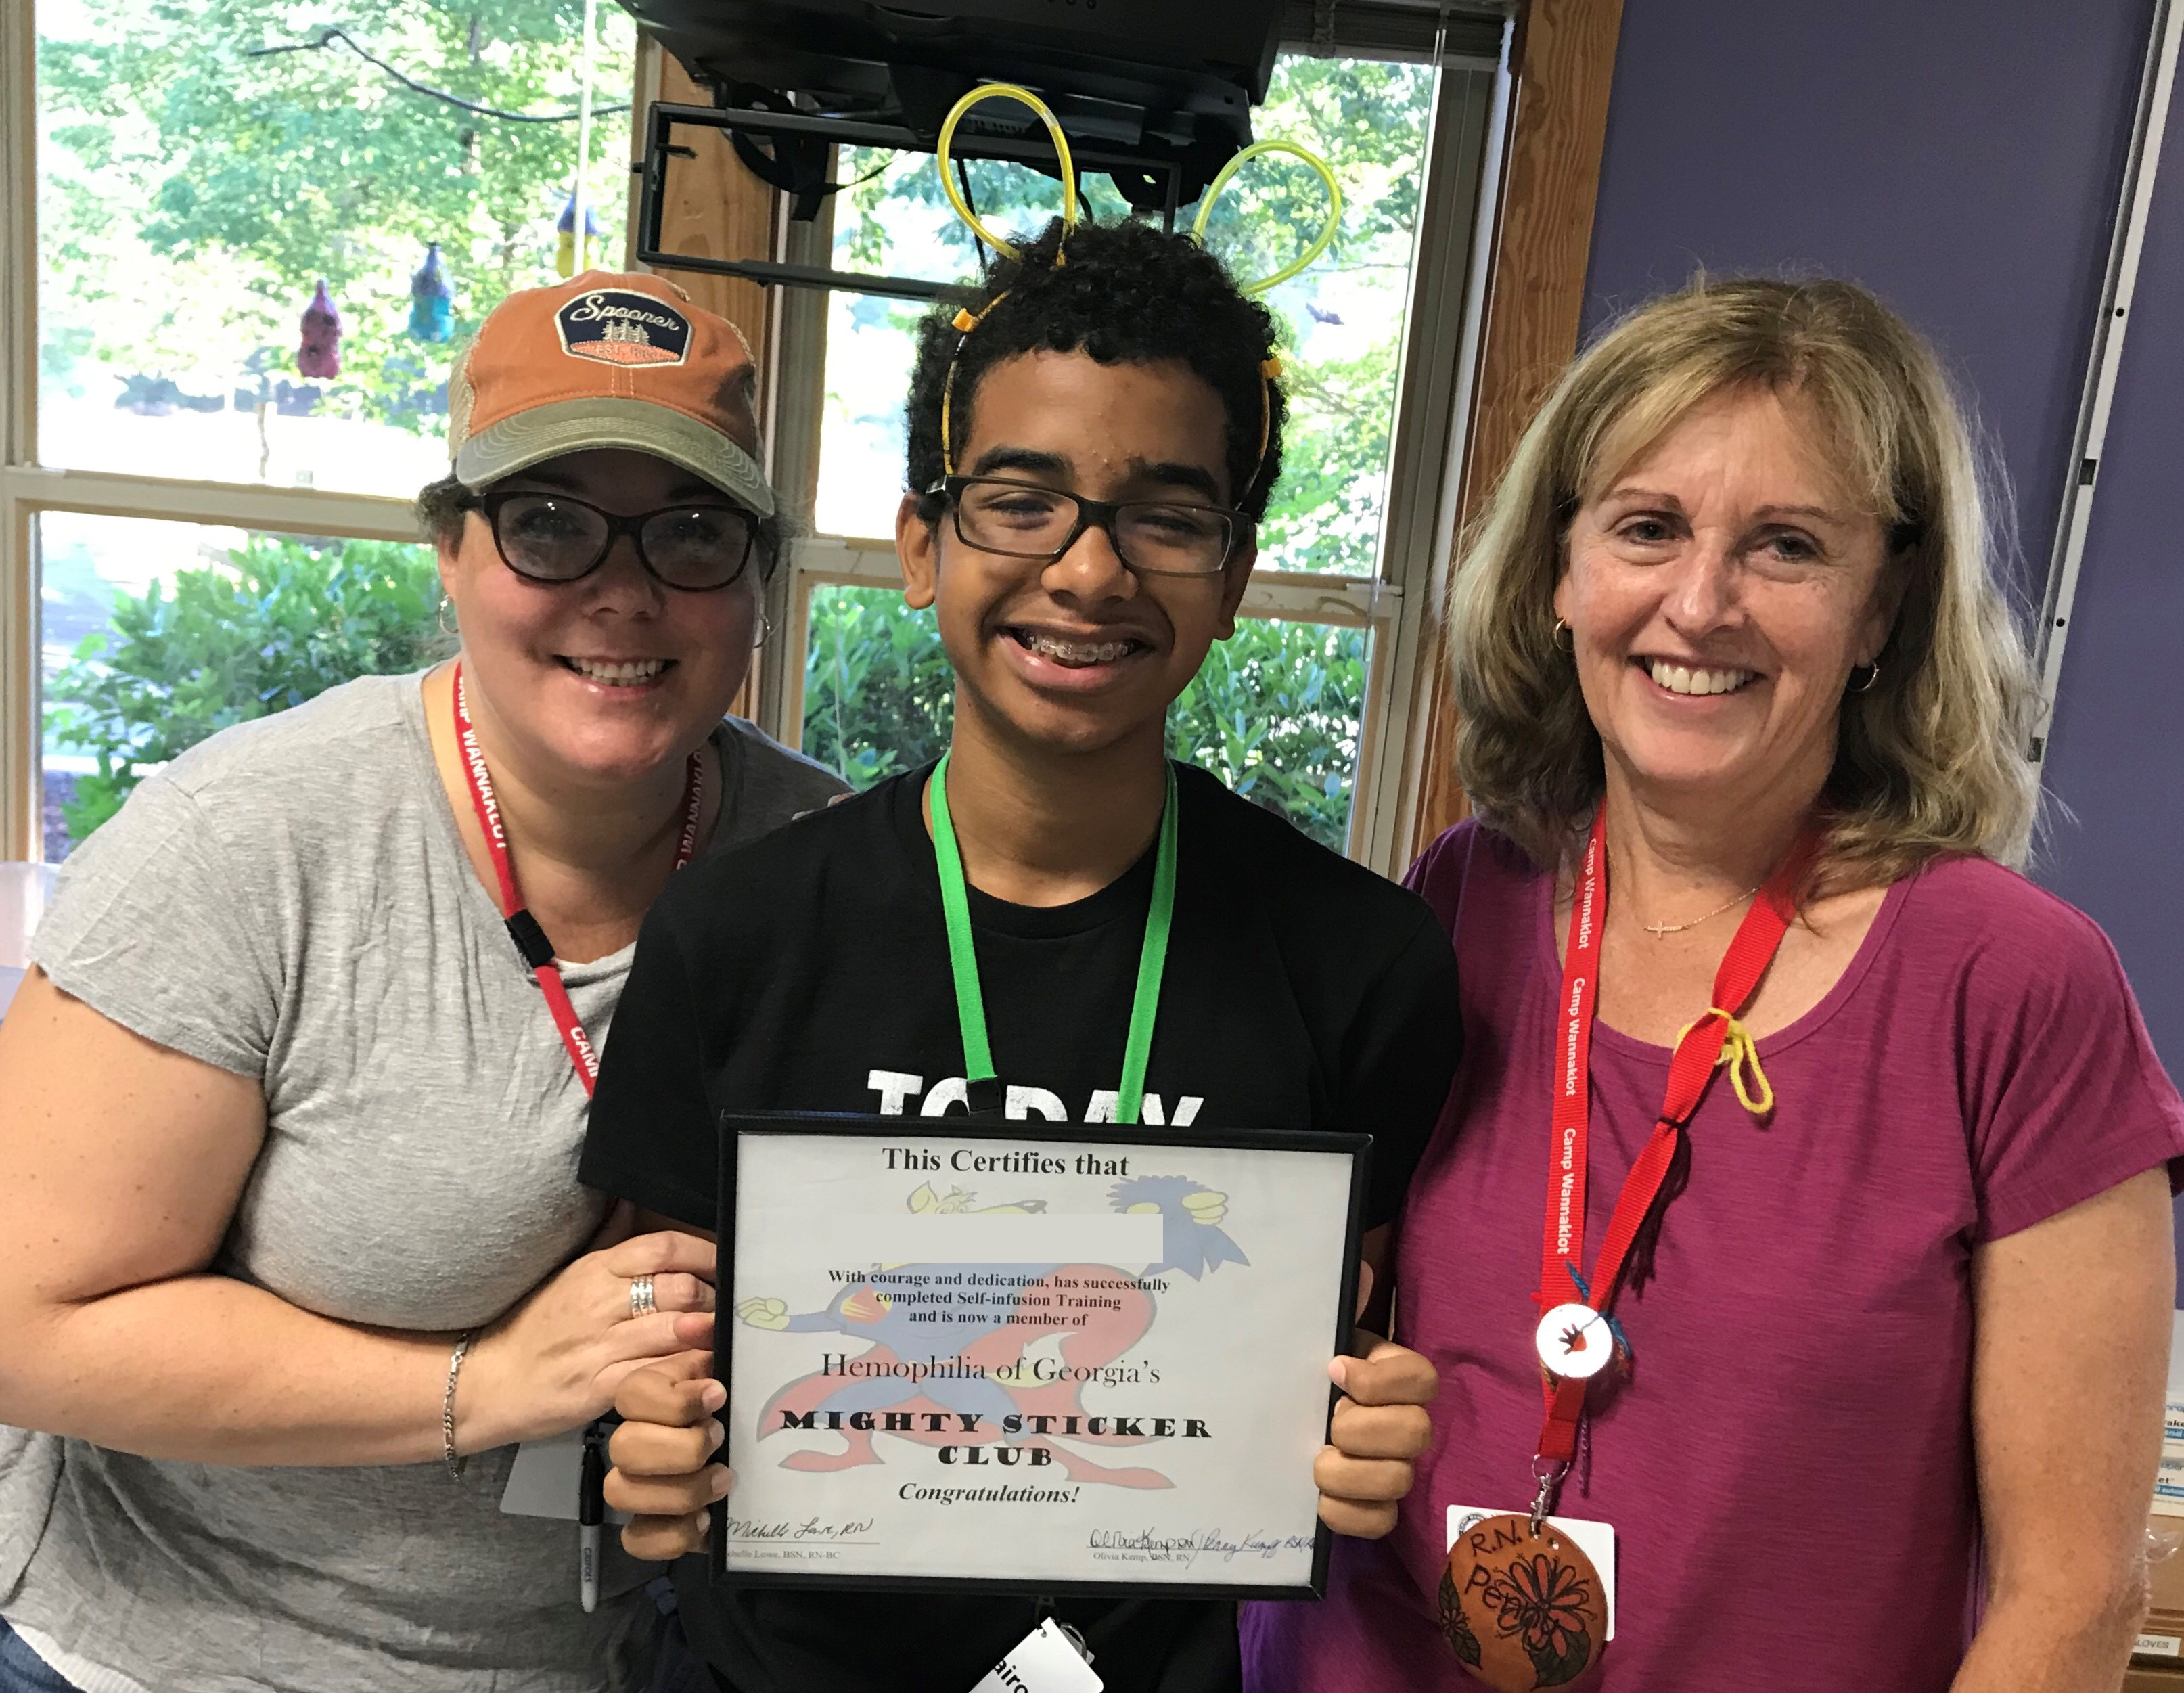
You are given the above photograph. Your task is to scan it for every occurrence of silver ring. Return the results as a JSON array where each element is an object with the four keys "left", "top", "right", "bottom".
[{"left": 629, "top": 1275, "right": 657, "bottom": 1318}]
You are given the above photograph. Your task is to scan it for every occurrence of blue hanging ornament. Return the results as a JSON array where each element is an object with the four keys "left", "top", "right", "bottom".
[
  {"left": 555, "top": 187, "right": 604, "bottom": 279},
  {"left": 407, "top": 242, "right": 455, "bottom": 343},
  {"left": 297, "top": 279, "right": 342, "bottom": 378}
]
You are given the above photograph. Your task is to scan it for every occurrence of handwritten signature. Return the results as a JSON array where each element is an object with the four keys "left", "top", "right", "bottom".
[
  {"left": 727, "top": 1516, "right": 876, "bottom": 1542},
  {"left": 1087, "top": 1528, "right": 1314, "bottom": 1564}
]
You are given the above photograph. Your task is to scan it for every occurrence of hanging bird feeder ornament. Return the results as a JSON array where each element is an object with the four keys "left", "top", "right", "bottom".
[
  {"left": 297, "top": 279, "right": 342, "bottom": 378},
  {"left": 555, "top": 188, "right": 604, "bottom": 279},
  {"left": 408, "top": 242, "right": 455, "bottom": 342}
]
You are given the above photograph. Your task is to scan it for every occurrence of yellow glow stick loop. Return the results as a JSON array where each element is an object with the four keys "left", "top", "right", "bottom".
[
  {"left": 1191, "top": 139, "right": 1344, "bottom": 296},
  {"left": 1675, "top": 1008, "right": 1775, "bottom": 1116},
  {"left": 934, "top": 83, "right": 1080, "bottom": 263}
]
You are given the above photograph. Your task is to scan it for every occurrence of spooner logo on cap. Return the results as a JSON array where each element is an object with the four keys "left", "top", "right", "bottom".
[{"left": 555, "top": 290, "right": 691, "bottom": 367}]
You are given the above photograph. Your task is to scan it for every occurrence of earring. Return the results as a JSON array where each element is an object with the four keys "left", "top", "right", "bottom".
[
  {"left": 436, "top": 595, "right": 458, "bottom": 638},
  {"left": 752, "top": 610, "right": 772, "bottom": 649},
  {"left": 1551, "top": 617, "right": 1574, "bottom": 652},
  {"left": 1849, "top": 659, "right": 1881, "bottom": 694}
]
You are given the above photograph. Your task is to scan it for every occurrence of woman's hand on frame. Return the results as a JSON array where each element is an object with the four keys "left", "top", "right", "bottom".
[{"left": 457, "top": 1203, "right": 719, "bottom": 1453}]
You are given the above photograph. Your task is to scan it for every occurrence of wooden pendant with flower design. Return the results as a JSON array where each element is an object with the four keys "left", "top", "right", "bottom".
[{"left": 1439, "top": 1512, "right": 1608, "bottom": 1690}]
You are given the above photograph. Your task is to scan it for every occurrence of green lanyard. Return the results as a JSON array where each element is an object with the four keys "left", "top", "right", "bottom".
[{"left": 927, "top": 750, "right": 1178, "bottom": 1126}]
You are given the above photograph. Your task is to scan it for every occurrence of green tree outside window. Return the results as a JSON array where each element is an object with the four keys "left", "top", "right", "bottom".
[
  {"left": 45, "top": 534, "right": 444, "bottom": 844},
  {"left": 39, "top": 0, "right": 633, "bottom": 436}
]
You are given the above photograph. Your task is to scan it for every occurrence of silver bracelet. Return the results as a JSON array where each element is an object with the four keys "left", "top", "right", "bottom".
[{"left": 442, "top": 1331, "right": 474, "bottom": 1480}]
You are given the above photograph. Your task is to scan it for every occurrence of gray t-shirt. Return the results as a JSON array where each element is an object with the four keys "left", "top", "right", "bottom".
[{"left": 1, "top": 672, "right": 845, "bottom": 1692}]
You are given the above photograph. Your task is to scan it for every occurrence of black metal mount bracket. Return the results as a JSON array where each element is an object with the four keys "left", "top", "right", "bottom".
[{"left": 634, "top": 101, "right": 1187, "bottom": 304}]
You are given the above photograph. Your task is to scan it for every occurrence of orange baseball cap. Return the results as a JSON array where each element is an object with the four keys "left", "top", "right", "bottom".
[{"left": 447, "top": 270, "right": 773, "bottom": 516}]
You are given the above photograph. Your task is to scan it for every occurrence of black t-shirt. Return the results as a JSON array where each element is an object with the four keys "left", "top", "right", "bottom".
[{"left": 582, "top": 761, "right": 1461, "bottom": 1693}]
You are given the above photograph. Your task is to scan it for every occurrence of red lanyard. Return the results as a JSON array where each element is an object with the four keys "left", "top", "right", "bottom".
[
  {"left": 1532, "top": 806, "right": 1814, "bottom": 1487},
  {"left": 451, "top": 662, "right": 703, "bottom": 1096}
]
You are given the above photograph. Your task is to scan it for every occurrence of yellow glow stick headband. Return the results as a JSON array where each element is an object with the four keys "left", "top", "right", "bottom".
[
  {"left": 936, "top": 83, "right": 1081, "bottom": 261},
  {"left": 935, "top": 85, "right": 1078, "bottom": 475},
  {"left": 932, "top": 86, "right": 1338, "bottom": 495},
  {"left": 1191, "top": 139, "right": 1344, "bottom": 297}
]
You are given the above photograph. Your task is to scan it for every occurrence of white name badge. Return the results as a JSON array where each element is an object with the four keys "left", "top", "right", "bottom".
[
  {"left": 968, "top": 1619, "right": 1103, "bottom": 1693},
  {"left": 499, "top": 1430, "right": 630, "bottom": 1523},
  {"left": 1449, "top": 1505, "right": 1618, "bottom": 1639}
]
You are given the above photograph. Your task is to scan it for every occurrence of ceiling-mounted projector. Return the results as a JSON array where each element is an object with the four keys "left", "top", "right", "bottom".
[{"left": 616, "top": 0, "right": 1284, "bottom": 208}]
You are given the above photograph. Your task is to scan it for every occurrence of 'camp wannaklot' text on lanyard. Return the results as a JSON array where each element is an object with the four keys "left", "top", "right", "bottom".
[
  {"left": 451, "top": 661, "right": 703, "bottom": 1095},
  {"left": 1533, "top": 807, "right": 1813, "bottom": 1473},
  {"left": 1436, "top": 805, "right": 1813, "bottom": 1690},
  {"left": 928, "top": 749, "right": 1176, "bottom": 1127}
]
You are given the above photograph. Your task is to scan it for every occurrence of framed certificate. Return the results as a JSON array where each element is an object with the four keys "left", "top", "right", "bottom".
[{"left": 712, "top": 1112, "right": 1371, "bottom": 1600}]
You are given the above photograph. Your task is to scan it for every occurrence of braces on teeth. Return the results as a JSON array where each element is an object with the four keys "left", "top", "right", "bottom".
[
  {"left": 569, "top": 658, "right": 667, "bottom": 683},
  {"left": 1024, "top": 633, "right": 1133, "bottom": 665}
]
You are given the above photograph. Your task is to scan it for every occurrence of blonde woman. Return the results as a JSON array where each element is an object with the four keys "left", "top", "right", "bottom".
[{"left": 1246, "top": 279, "right": 2184, "bottom": 1692}]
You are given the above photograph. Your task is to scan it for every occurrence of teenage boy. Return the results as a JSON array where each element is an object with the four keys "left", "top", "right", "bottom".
[{"left": 579, "top": 218, "right": 1461, "bottom": 1692}]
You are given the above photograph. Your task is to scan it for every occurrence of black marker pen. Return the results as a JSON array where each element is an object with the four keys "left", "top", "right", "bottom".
[{"left": 578, "top": 1420, "right": 606, "bottom": 1614}]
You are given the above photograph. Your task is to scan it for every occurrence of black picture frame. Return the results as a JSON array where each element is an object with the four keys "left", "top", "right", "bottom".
[{"left": 710, "top": 1108, "right": 1372, "bottom": 1602}]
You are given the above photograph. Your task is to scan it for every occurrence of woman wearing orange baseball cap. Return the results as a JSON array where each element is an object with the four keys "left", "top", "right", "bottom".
[{"left": 0, "top": 273, "right": 844, "bottom": 1693}]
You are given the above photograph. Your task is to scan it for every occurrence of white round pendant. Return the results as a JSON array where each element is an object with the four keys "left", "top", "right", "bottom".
[{"left": 1534, "top": 1301, "right": 1614, "bottom": 1379}]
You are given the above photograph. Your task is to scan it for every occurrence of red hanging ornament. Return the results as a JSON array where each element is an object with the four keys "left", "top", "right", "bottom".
[{"left": 298, "top": 279, "right": 342, "bottom": 379}]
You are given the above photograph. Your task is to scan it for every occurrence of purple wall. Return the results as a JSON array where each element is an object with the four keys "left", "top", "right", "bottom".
[
  {"left": 2037, "top": 93, "right": 2184, "bottom": 1076},
  {"left": 1580, "top": 0, "right": 2154, "bottom": 605}
]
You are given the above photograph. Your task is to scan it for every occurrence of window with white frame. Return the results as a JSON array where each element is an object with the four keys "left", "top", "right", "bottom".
[
  {"left": 4, "top": 0, "right": 636, "bottom": 859},
  {"left": 762, "top": 27, "right": 1503, "bottom": 870}
]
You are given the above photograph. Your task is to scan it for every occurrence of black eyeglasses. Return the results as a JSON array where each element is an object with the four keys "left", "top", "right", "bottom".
[
  {"left": 928, "top": 475, "right": 1246, "bottom": 579},
  {"left": 473, "top": 490, "right": 769, "bottom": 591}
]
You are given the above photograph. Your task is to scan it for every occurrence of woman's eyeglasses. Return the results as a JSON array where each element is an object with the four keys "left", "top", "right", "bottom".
[
  {"left": 929, "top": 474, "right": 1244, "bottom": 578},
  {"left": 474, "top": 490, "right": 768, "bottom": 591}
]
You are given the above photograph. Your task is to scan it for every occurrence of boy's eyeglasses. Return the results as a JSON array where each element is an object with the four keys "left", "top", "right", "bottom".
[
  {"left": 928, "top": 475, "right": 1244, "bottom": 579},
  {"left": 470, "top": 490, "right": 768, "bottom": 591}
]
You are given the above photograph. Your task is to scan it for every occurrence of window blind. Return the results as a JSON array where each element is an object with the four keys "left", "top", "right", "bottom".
[{"left": 1279, "top": 0, "right": 1507, "bottom": 64}]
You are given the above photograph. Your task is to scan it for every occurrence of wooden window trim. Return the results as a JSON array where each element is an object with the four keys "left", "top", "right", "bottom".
[
  {"left": 624, "top": 37, "right": 783, "bottom": 721},
  {"left": 1405, "top": 0, "right": 1624, "bottom": 857}
]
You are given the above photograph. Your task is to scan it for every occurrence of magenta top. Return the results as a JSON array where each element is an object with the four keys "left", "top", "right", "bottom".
[{"left": 1245, "top": 820, "right": 2184, "bottom": 1692}]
